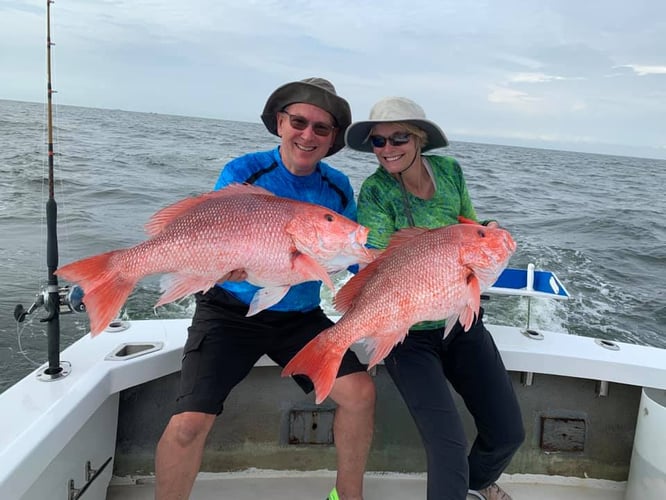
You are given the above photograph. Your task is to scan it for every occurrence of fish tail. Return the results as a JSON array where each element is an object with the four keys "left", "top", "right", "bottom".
[
  {"left": 56, "top": 250, "right": 137, "bottom": 336},
  {"left": 282, "top": 330, "right": 345, "bottom": 404}
]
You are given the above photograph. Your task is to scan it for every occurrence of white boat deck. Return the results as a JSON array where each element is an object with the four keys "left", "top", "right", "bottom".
[{"left": 106, "top": 470, "right": 626, "bottom": 500}]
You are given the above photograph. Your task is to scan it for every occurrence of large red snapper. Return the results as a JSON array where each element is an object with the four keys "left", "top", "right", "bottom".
[
  {"left": 55, "top": 183, "right": 374, "bottom": 336},
  {"left": 282, "top": 220, "right": 516, "bottom": 403}
]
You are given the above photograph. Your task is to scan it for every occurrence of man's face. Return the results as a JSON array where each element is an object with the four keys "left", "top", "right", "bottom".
[{"left": 276, "top": 102, "right": 337, "bottom": 175}]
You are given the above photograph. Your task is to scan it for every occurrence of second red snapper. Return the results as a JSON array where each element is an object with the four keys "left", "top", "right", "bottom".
[
  {"left": 56, "top": 183, "right": 374, "bottom": 336},
  {"left": 282, "top": 220, "right": 516, "bottom": 403}
]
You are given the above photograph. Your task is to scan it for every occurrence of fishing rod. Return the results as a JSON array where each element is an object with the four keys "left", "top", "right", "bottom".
[
  {"left": 42, "top": 0, "right": 65, "bottom": 379},
  {"left": 13, "top": 0, "right": 84, "bottom": 381}
]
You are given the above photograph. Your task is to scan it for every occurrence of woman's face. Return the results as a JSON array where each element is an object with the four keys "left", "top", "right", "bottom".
[{"left": 370, "top": 122, "right": 419, "bottom": 174}]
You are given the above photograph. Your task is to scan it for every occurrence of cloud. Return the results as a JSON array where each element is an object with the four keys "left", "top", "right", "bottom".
[
  {"left": 487, "top": 87, "right": 540, "bottom": 105},
  {"left": 619, "top": 64, "right": 666, "bottom": 76},
  {"left": 508, "top": 72, "right": 583, "bottom": 84},
  {"left": 2, "top": 0, "right": 666, "bottom": 159}
]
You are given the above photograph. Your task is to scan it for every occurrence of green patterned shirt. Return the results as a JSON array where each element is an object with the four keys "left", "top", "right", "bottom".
[{"left": 357, "top": 155, "right": 478, "bottom": 330}]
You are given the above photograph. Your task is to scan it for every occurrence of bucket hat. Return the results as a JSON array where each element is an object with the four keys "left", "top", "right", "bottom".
[
  {"left": 261, "top": 77, "right": 352, "bottom": 156},
  {"left": 345, "top": 96, "right": 448, "bottom": 152}
]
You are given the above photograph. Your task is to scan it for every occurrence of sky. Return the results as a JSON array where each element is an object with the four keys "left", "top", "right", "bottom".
[{"left": 2, "top": 0, "right": 665, "bottom": 160}]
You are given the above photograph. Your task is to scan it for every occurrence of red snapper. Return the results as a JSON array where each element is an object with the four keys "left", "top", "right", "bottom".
[
  {"left": 283, "top": 219, "right": 516, "bottom": 403},
  {"left": 56, "top": 183, "right": 374, "bottom": 336}
]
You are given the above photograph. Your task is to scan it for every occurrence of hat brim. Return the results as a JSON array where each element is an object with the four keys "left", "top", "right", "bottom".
[
  {"left": 345, "top": 118, "right": 449, "bottom": 153},
  {"left": 261, "top": 81, "right": 352, "bottom": 157}
]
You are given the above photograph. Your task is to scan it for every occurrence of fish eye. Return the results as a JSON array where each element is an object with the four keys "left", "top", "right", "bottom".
[
  {"left": 325, "top": 214, "right": 334, "bottom": 222},
  {"left": 477, "top": 229, "right": 486, "bottom": 237}
]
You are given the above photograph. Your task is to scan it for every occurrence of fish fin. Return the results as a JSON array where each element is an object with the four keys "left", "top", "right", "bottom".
[
  {"left": 334, "top": 254, "right": 389, "bottom": 312},
  {"left": 458, "top": 307, "right": 476, "bottom": 332},
  {"left": 282, "top": 328, "right": 345, "bottom": 404},
  {"left": 155, "top": 274, "right": 217, "bottom": 308},
  {"left": 215, "top": 183, "right": 275, "bottom": 196},
  {"left": 366, "top": 247, "right": 384, "bottom": 262},
  {"left": 292, "top": 253, "right": 335, "bottom": 291},
  {"left": 333, "top": 275, "right": 366, "bottom": 313},
  {"left": 365, "top": 332, "right": 408, "bottom": 368},
  {"left": 247, "top": 285, "right": 290, "bottom": 316},
  {"left": 457, "top": 273, "right": 481, "bottom": 332},
  {"left": 457, "top": 216, "right": 480, "bottom": 225},
  {"left": 144, "top": 183, "right": 274, "bottom": 236},
  {"left": 55, "top": 250, "right": 136, "bottom": 336},
  {"left": 469, "top": 265, "right": 503, "bottom": 290},
  {"left": 386, "top": 226, "right": 431, "bottom": 247},
  {"left": 443, "top": 315, "right": 460, "bottom": 337}
]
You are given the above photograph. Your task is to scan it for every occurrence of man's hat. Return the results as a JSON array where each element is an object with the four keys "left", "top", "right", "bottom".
[{"left": 261, "top": 77, "right": 352, "bottom": 156}]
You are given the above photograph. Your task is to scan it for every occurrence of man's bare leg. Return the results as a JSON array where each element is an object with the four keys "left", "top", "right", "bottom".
[
  {"left": 329, "top": 371, "right": 376, "bottom": 500},
  {"left": 155, "top": 411, "right": 216, "bottom": 500}
]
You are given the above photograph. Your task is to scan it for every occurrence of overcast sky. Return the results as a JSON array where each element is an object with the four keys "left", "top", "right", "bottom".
[{"left": 2, "top": 0, "right": 665, "bottom": 159}]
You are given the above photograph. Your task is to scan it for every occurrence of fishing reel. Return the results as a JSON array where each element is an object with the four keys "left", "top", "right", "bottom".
[{"left": 14, "top": 285, "right": 85, "bottom": 323}]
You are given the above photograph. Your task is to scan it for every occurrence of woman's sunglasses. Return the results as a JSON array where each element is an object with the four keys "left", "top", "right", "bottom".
[
  {"left": 369, "top": 132, "right": 412, "bottom": 148},
  {"left": 280, "top": 111, "right": 336, "bottom": 137}
]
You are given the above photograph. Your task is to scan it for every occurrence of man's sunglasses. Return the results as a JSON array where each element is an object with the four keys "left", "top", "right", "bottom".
[
  {"left": 280, "top": 111, "right": 336, "bottom": 137},
  {"left": 369, "top": 132, "right": 412, "bottom": 148}
]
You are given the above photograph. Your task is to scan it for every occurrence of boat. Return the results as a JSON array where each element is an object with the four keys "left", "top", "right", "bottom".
[
  {"left": 2, "top": 3, "right": 665, "bottom": 500},
  {"left": 3, "top": 267, "right": 666, "bottom": 500}
]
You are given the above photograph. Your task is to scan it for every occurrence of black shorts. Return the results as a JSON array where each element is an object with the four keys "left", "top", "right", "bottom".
[{"left": 174, "top": 287, "right": 366, "bottom": 415}]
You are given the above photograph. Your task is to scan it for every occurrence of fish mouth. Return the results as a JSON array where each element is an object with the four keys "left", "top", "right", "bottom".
[
  {"left": 314, "top": 226, "right": 374, "bottom": 273},
  {"left": 338, "top": 226, "right": 373, "bottom": 263}
]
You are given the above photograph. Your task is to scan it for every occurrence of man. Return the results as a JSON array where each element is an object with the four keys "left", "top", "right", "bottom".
[{"left": 154, "top": 78, "right": 375, "bottom": 500}]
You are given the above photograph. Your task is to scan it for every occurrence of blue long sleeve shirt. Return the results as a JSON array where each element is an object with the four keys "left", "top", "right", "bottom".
[{"left": 214, "top": 147, "right": 357, "bottom": 312}]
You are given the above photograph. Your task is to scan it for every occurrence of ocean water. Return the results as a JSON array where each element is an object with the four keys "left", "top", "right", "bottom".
[{"left": 1, "top": 99, "right": 664, "bottom": 394}]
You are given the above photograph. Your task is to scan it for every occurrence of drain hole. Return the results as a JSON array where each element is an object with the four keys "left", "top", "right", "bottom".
[
  {"left": 595, "top": 339, "right": 620, "bottom": 351},
  {"left": 522, "top": 329, "right": 544, "bottom": 340}
]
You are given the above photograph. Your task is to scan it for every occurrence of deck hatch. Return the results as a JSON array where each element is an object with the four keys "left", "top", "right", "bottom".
[
  {"left": 540, "top": 416, "right": 586, "bottom": 452},
  {"left": 288, "top": 408, "right": 335, "bottom": 445}
]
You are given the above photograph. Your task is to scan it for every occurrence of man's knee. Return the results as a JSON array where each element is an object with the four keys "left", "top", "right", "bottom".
[
  {"left": 330, "top": 371, "right": 376, "bottom": 410},
  {"left": 166, "top": 411, "right": 216, "bottom": 447}
]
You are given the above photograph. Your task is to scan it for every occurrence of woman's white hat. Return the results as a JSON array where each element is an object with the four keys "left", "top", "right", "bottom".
[{"left": 345, "top": 96, "right": 448, "bottom": 152}]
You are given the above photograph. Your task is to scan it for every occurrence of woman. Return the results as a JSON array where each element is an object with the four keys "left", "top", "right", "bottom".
[{"left": 345, "top": 97, "right": 524, "bottom": 500}]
